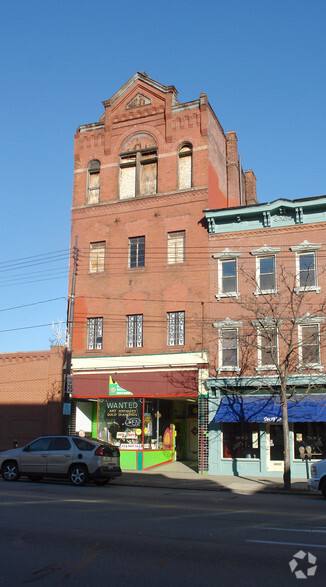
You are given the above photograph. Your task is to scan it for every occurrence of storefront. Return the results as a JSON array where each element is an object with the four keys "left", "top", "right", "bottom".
[
  {"left": 70, "top": 353, "right": 209, "bottom": 470},
  {"left": 206, "top": 377, "right": 326, "bottom": 478}
]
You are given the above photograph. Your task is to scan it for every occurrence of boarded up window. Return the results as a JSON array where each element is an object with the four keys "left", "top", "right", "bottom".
[
  {"left": 120, "top": 165, "right": 136, "bottom": 199},
  {"left": 87, "top": 160, "right": 100, "bottom": 203},
  {"left": 178, "top": 145, "right": 192, "bottom": 190},
  {"left": 140, "top": 161, "right": 157, "bottom": 195},
  {"left": 168, "top": 231, "right": 185, "bottom": 264},
  {"left": 90, "top": 242, "right": 105, "bottom": 273},
  {"left": 119, "top": 142, "right": 157, "bottom": 199}
]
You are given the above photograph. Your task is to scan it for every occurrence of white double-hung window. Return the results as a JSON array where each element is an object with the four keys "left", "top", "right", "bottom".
[
  {"left": 291, "top": 241, "right": 322, "bottom": 294},
  {"left": 251, "top": 245, "right": 281, "bottom": 296},
  {"left": 213, "top": 249, "right": 241, "bottom": 299},
  {"left": 213, "top": 318, "right": 242, "bottom": 373}
]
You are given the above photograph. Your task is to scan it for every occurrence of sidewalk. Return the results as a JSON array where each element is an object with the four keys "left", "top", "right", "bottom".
[{"left": 112, "top": 461, "right": 314, "bottom": 495}]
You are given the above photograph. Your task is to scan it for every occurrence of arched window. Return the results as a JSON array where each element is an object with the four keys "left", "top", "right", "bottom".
[
  {"left": 178, "top": 143, "right": 192, "bottom": 190},
  {"left": 87, "top": 160, "right": 100, "bottom": 204},
  {"left": 119, "top": 134, "right": 157, "bottom": 199}
]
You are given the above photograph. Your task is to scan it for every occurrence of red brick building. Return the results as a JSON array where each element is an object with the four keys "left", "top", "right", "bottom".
[
  {"left": 0, "top": 346, "right": 64, "bottom": 451},
  {"left": 68, "top": 72, "right": 257, "bottom": 471},
  {"left": 205, "top": 197, "right": 326, "bottom": 479}
]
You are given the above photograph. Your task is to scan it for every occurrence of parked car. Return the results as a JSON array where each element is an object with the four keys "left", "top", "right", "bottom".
[
  {"left": 309, "top": 459, "right": 326, "bottom": 497},
  {"left": 0, "top": 435, "right": 122, "bottom": 486}
]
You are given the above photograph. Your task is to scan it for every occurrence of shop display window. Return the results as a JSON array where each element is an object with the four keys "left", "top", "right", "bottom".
[
  {"left": 294, "top": 423, "right": 326, "bottom": 460},
  {"left": 222, "top": 423, "right": 260, "bottom": 459},
  {"left": 97, "top": 398, "right": 173, "bottom": 450}
]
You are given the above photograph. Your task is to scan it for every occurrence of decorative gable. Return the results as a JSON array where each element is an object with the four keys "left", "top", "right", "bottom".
[{"left": 126, "top": 93, "right": 152, "bottom": 109}]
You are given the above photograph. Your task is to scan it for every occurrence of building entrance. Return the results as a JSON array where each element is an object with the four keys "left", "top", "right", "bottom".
[{"left": 266, "top": 424, "right": 284, "bottom": 472}]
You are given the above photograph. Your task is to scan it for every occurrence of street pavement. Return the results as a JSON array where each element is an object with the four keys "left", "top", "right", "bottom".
[{"left": 113, "top": 461, "right": 314, "bottom": 495}]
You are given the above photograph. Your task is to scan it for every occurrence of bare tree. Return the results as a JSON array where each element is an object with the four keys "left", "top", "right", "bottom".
[{"left": 214, "top": 260, "right": 326, "bottom": 490}]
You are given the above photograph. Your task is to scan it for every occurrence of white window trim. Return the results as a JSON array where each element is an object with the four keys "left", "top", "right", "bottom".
[
  {"left": 250, "top": 246, "right": 281, "bottom": 296},
  {"left": 255, "top": 326, "right": 278, "bottom": 372},
  {"left": 213, "top": 250, "right": 241, "bottom": 300},
  {"left": 290, "top": 241, "right": 322, "bottom": 294},
  {"left": 297, "top": 315, "right": 324, "bottom": 371},
  {"left": 213, "top": 318, "right": 242, "bottom": 373}
]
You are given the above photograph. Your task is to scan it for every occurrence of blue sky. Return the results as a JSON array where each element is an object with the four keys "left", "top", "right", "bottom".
[{"left": 0, "top": 0, "right": 325, "bottom": 353}]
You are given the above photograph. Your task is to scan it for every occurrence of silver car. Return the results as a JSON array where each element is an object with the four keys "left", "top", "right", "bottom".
[{"left": 0, "top": 435, "right": 122, "bottom": 486}]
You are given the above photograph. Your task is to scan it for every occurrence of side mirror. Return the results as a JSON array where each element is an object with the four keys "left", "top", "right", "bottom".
[{"left": 23, "top": 445, "right": 30, "bottom": 452}]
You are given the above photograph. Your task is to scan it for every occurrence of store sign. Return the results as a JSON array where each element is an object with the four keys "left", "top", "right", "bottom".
[
  {"left": 109, "top": 376, "right": 133, "bottom": 396},
  {"left": 106, "top": 398, "right": 143, "bottom": 420},
  {"left": 120, "top": 444, "right": 143, "bottom": 450}
]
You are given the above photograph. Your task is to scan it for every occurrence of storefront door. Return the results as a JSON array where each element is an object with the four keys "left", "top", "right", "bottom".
[{"left": 266, "top": 424, "right": 284, "bottom": 472}]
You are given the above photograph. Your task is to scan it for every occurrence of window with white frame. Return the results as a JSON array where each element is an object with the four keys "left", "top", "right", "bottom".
[
  {"left": 178, "top": 143, "right": 192, "bottom": 190},
  {"left": 258, "top": 327, "right": 278, "bottom": 368},
  {"left": 126, "top": 314, "right": 143, "bottom": 348},
  {"left": 299, "top": 323, "right": 321, "bottom": 367},
  {"left": 213, "top": 318, "right": 242, "bottom": 372},
  {"left": 291, "top": 241, "right": 322, "bottom": 293},
  {"left": 87, "top": 317, "right": 103, "bottom": 350},
  {"left": 251, "top": 245, "right": 281, "bottom": 295},
  {"left": 213, "top": 249, "right": 241, "bottom": 300},
  {"left": 129, "top": 236, "right": 145, "bottom": 268},
  {"left": 168, "top": 231, "right": 185, "bottom": 264},
  {"left": 89, "top": 242, "right": 105, "bottom": 273},
  {"left": 167, "top": 311, "right": 185, "bottom": 346},
  {"left": 87, "top": 160, "right": 100, "bottom": 204}
]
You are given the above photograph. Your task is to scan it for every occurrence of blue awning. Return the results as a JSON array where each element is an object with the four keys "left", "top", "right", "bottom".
[{"left": 215, "top": 394, "right": 326, "bottom": 423}]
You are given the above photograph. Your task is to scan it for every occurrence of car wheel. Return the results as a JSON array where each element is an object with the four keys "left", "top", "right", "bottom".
[
  {"left": 28, "top": 476, "right": 43, "bottom": 482},
  {"left": 94, "top": 478, "right": 110, "bottom": 486},
  {"left": 69, "top": 465, "right": 88, "bottom": 486},
  {"left": 320, "top": 478, "right": 326, "bottom": 498},
  {"left": 1, "top": 461, "right": 20, "bottom": 482}
]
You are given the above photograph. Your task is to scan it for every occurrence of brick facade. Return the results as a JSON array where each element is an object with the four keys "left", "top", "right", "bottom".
[{"left": 0, "top": 346, "right": 64, "bottom": 451}]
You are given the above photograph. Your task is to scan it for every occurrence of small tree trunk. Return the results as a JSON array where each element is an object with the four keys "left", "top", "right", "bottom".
[{"left": 281, "top": 387, "right": 291, "bottom": 490}]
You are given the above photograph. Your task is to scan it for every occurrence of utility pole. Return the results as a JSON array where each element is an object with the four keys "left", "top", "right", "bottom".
[{"left": 63, "top": 236, "right": 79, "bottom": 433}]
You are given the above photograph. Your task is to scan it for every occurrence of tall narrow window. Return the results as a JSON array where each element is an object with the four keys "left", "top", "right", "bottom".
[
  {"left": 291, "top": 241, "right": 321, "bottom": 293},
  {"left": 129, "top": 236, "right": 145, "bottom": 268},
  {"left": 119, "top": 134, "right": 157, "bottom": 199},
  {"left": 168, "top": 231, "right": 185, "bottom": 264},
  {"left": 89, "top": 242, "right": 105, "bottom": 273},
  {"left": 221, "top": 260, "right": 237, "bottom": 294},
  {"left": 178, "top": 144, "right": 192, "bottom": 190},
  {"left": 299, "top": 253, "right": 316, "bottom": 288},
  {"left": 126, "top": 315, "right": 143, "bottom": 348},
  {"left": 167, "top": 311, "right": 185, "bottom": 346},
  {"left": 87, "top": 318, "right": 103, "bottom": 350},
  {"left": 87, "top": 160, "right": 100, "bottom": 204},
  {"left": 259, "top": 256, "right": 276, "bottom": 291},
  {"left": 259, "top": 327, "right": 278, "bottom": 367},
  {"left": 300, "top": 324, "right": 320, "bottom": 365},
  {"left": 221, "top": 329, "right": 238, "bottom": 368}
]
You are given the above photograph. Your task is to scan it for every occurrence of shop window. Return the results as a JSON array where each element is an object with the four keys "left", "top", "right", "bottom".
[
  {"left": 222, "top": 423, "right": 260, "bottom": 459},
  {"left": 87, "top": 160, "right": 100, "bottom": 204},
  {"left": 178, "top": 144, "right": 192, "bottom": 190},
  {"left": 168, "top": 231, "right": 185, "bottom": 264},
  {"left": 119, "top": 148, "right": 157, "bottom": 199},
  {"left": 87, "top": 317, "right": 103, "bottom": 350},
  {"left": 97, "top": 398, "right": 173, "bottom": 451},
  {"left": 294, "top": 422, "right": 326, "bottom": 460},
  {"left": 126, "top": 314, "right": 143, "bottom": 348},
  {"left": 167, "top": 311, "right": 185, "bottom": 346},
  {"left": 89, "top": 242, "right": 105, "bottom": 273},
  {"left": 129, "top": 236, "right": 145, "bottom": 268}
]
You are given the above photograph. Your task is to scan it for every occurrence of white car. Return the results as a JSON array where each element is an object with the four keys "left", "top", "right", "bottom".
[
  {"left": 309, "top": 460, "right": 326, "bottom": 498},
  {"left": 0, "top": 435, "right": 122, "bottom": 486}
]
